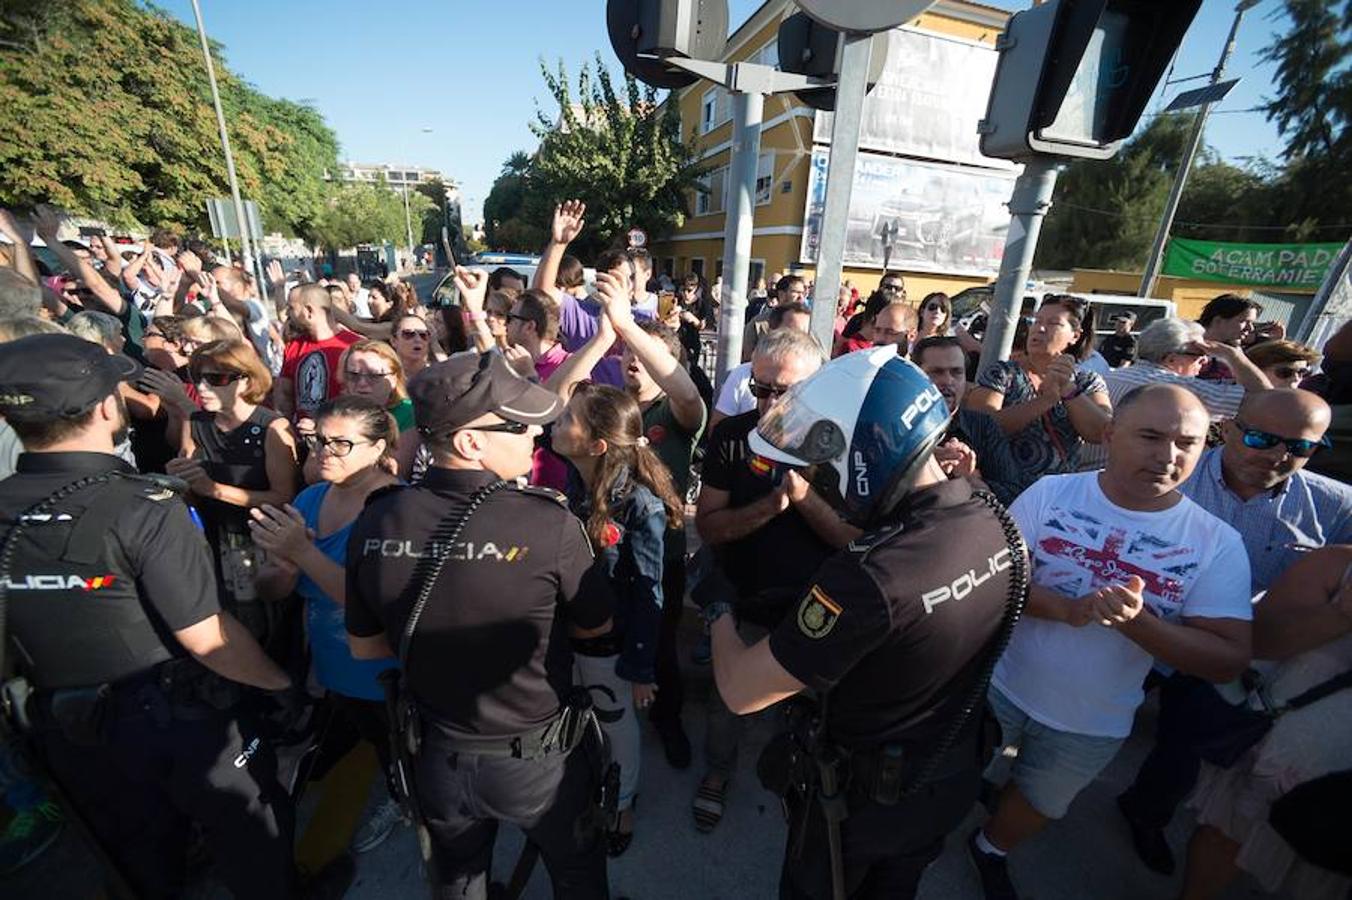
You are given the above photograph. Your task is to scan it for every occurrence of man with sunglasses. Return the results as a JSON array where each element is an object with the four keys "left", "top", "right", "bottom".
[
  {"left": 1117, "top": 387, "right": 1352, "bottom": 875},
  {"left": 691, "top": 327, "right": 857, "bottom": 833},
  {"left": 345, "top": 351, "right": 615, "bottom": 899}
]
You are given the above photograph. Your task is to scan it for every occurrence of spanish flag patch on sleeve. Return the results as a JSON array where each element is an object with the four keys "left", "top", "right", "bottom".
[{"left": 796, "top": 585, "right": 842, "bottom": 639}]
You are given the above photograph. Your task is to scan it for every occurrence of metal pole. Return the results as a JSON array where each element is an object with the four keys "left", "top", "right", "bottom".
[
  {"left": 713, "top": 88, "right": 765, "bottom": 389},
  {"left": 1137, "top": 3, "right": 1251, "bottom": 297},
  {"left": 977, "top": 158, "right": 1060, "bottom": 374},
  {"left": 403, "top": 181, "right": 415, "bottom": 272},
  {"left": 808, "top": 32, "right": 873, "bottom": 354},
  {"left": 190, "top": 0, "right": 256, "bottom": 278}
]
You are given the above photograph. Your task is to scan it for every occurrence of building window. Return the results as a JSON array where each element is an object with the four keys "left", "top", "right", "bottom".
[
  {"left": 753, "top": 39, "right": 779, "bottom": 69},
  {"left": 690, "top": 258, "right": 705, "bottom": 278},
  {"left": 701, "top": 89, "right": 718, "bottom": 133},
  {"left": 755, "top": 152, "right": 776, "bottom": 206},
  {"left": 749, "top": 259, "right": 766, "bottom": 286},
  {"left": 695, "top": 166, "right": 729, "bottom": 216},
  {"left": 714, "top": 258, "right": 724, "bottom": 280}
]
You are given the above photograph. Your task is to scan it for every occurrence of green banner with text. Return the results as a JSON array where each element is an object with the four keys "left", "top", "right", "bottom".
[{"left": 1162, "top": 237, "right": 1343, "bottom": 289}]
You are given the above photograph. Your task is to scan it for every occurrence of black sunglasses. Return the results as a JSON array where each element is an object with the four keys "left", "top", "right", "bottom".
[
  {"left": 397, "top": 328, "right": 430, "bottom": 340},
  {"left": 468, "top": 420, "right": 531, "bottom": 434},
  {"left": 1232, "top": 419, "right": 1331, "bottom": 458},
  {"left": 748, "top": 378, "right": 789, "bottom": 400},
  {"left": 194, "top": 370, "right": 244, "bottom": 387}
]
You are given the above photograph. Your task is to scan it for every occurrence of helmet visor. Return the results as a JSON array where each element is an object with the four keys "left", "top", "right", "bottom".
[{"left": 752, "top": 380, "right": 847, "bottom": 466}]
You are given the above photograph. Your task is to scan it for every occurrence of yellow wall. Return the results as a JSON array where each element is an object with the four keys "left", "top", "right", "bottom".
[
  {"left": 650, "top": 0, "right": 1012, "bottom": 291},
  {"left": 1069, "top": 268, "right": 1317, "bottom": 322}
]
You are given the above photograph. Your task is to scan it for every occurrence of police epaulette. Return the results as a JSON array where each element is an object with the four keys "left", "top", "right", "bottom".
[
  {"left": 846, "top": 522, "right": 905, "bottom": 559},
  {"left": 363, "top": 483, "right": 407, "bottom": 508},
  {"left": 506, "top": 478, "right": 569, "bottom": 507},
  {"left": 109, "top": 471, "right": 188, "bottom": 502}
]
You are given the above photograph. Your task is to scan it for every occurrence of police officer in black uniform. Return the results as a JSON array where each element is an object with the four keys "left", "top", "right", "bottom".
[
  {"left": 698, "top": 347, "right": 1028, "bottom": 900},
  {"left": 345, "top": 351, "right": 614, "bottom": 899},
  {"left": 0, "top": 334, "right": 299, "bottom": 899}
]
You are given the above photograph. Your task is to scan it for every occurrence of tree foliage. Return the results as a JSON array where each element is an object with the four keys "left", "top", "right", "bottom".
[
  {"left": 483, "top": 57, "right": 706, "bottom": 258},
  {"left": 310, "top": 181, "right": 431, "bottom": 253},
  {"left": 0, "top": 0, "right": 339, "bottom": 238}
]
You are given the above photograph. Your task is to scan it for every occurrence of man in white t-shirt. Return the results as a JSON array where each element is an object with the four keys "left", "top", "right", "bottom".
[
  {"left": 967, "top": 383, "right": 1253, "bottom": 900},
  {"left": 710, "top": 301, "right": 812, "bottom": 434}
]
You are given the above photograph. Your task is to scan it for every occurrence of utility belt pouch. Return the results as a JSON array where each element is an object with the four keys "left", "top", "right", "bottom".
[
  {"left": 47, "top": 684, "right": 111, "bottom": 746},
  {"left": 1, "top": 677, "right": 33, "bottom": 733}
]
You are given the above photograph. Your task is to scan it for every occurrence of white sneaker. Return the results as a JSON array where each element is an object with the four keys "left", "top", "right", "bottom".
[{"left": 352, "top": 798, "right": 407, "bottom": 854}]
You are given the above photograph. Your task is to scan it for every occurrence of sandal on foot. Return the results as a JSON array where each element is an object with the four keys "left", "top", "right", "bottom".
[{"left": 692, "top": 778, "right": 727, "bottom": 833}]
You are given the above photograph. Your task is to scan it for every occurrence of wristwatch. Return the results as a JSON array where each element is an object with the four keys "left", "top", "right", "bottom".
[{"left": 701, "top": 600, "right": 735, "bottom": 627}]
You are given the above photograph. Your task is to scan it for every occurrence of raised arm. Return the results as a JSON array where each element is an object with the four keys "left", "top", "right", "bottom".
[
  {"left": 532, "top": 200, "right": 586, "bottom": 302},
  {"left": 31, "top": 205, "right": 125, "bottom": 314},
  {"left": 0, "top": 209, "right": 39, "bottom": 285},
  {"left": 1196, "top": 339, "right": 1273, "bottom": 393},
  {"left": 596, "top": 271, "right": 705, "bottom": 433},
  {"left": 545, "top": 308, "right": 615, "bottom": 398},
  {"left": 453, "top": 266, "right": 497, "bottom": 353}
]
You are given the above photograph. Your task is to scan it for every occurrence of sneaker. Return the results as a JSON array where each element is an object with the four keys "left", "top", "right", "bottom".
[
  {"left": 352, "top": 798, "right": 407, "bottom": 854},
  {"left": 0, "top": 800, "right": 63, "bottom": 876},
  {"left": 966, "top": 829, "right": 1020, "bottom": 900},
  {"left": 1116, "top": 794, "right": 1175, "bottom": 875}
]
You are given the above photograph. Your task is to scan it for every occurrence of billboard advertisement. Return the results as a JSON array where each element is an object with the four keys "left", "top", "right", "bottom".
[
  {"left": 799, "top": 148, "right": 1015, "bottom": 276},
  {"left": 813, "top": 28, "right": 1014, "bottom": 171}
]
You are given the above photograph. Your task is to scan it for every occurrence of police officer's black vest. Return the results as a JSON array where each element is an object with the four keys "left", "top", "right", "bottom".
[{"left": 3, "top": 473, "right": 184, "bottom": 689}]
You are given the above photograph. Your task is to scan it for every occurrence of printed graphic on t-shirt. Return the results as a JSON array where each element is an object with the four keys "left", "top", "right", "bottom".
[
  {"left": 1033, "top": 505, "right": 1202, "bottom": 617},
  {"left": 296, "top": 350, "right": 329, "bottom": 413}
]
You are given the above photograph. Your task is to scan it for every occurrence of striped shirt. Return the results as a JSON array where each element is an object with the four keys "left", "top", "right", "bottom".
[
  {"left": 1180, "top": 447, "right": 1352, "bottom": 594},
  {"left": 1079, "top": 362, "right": 1247, "bottom": 471}
]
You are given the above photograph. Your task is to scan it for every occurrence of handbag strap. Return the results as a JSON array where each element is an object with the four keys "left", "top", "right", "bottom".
[
  {"left": 1283, "top": 668, "right": 1352, "bottom": 712},
  {"left": 395, "top": 479, "right": 514, "bottom": 668}
]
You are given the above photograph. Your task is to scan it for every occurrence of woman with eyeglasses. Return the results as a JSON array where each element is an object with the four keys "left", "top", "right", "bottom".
[
  {"left": 339, "top": 339, "right": 420, "bottom": 477},
  {"left": 168, "top": 340, "right": 299, "bottom": 640},
  {"left": 914, "top": 292, "right": 952, "bottom": 342},
  {"left": 389, "top": 313, "right": 432, "bottom": 381},
  {"left": 549, "top": 381, "right": 685, "bottom": 857},
  {"left": 968, "top": 294, "right": 1111, "bottom": 481},
  {"left": 251, "top": 395, "right": 402, "bottom": 856},
  {"left": 1245, "top": 340, "right": 1321, "bottom": 391}
]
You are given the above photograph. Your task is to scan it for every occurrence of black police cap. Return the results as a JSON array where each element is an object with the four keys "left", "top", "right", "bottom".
[
  {"left": 0, "top": 333, "right": 141, "bottom": 419},
  {"left": 408, "top": 350, "right": 560, "bottom": 437}
]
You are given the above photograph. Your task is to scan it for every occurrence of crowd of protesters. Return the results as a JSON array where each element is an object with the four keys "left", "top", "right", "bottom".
[{"left": 0, "top": 192, "right": 1350, "bottom": 900}]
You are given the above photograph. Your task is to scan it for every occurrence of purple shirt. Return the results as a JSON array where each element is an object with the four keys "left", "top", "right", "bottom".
[{"left": 557, "top": 294, "right": 652, "bottom": 389}]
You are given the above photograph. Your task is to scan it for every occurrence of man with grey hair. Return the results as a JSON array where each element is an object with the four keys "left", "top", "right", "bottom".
[
  {"left": 1079, "top": 317, "right": 1271, "bottom": 470},
  {"left": 690, "top": 323, "right": 853, "bottom": 833},
  {"left": 66, "top": 310, "right": 126, "bottom": 355}
]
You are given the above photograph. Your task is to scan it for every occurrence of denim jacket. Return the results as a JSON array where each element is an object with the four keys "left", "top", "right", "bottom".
[{"left": 569, "top": 467, "right": 668, "bottom": 684}]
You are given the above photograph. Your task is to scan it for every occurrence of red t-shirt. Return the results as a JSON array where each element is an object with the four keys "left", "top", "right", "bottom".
[
  {"left": 280, "top": 331, "right": 361, "bottom": 418},
  {"left": 833, "top": 335, "right": 874, "bottom": 358}
]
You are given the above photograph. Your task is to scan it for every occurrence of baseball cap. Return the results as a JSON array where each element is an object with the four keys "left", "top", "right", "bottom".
[
  {"left": 409, "top": 351, "right": 560, "bottom": 437},
  {"left": 0, "top": 333, "right": 141, "bottom": 418}
]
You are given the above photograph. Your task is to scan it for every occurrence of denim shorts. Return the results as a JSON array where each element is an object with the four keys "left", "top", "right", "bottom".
[{"left": 986, "top": 686, "right": 1125, "bottom": 819}]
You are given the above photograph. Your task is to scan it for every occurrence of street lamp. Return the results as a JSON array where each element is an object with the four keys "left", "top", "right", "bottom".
[{"left": 401, "top": 126, "right": 433, "bottom": 272}]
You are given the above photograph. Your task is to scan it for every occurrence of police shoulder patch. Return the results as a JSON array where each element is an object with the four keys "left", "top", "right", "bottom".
[
  {"left": 796, "top": 585, "right": 843, "bottom": 639},
  {"left": 509, "top": 481, "right": 569, "bottom": 507}
]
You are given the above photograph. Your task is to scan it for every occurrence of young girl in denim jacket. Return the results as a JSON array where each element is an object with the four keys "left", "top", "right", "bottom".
[{"left": 551, "top": 381, "right": 684, "bottom": 857}]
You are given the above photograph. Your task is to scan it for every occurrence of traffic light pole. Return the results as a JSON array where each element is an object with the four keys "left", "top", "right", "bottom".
[
  {"left": 977, "top": 158, "right": 1059, "bottom": 374},
  {"left": 1137, "top": 1, "right": 1252, "bottom": 298},
  {"left": 713, "top": 88, "right": 765, "bottom": 389},
  {"left": 807, "top": 32, "right": 874, "bottom": 355}
]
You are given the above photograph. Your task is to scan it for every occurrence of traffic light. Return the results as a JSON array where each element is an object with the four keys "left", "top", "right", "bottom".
[
  {"left": 776, "top": 12, "right": 889, "bottom": 112},
  {"left": 979, "top": 0, "right": 1203, "bottom": 161},
  {"left": 607, "top": 0, "right": 728, "bottom": 89}
]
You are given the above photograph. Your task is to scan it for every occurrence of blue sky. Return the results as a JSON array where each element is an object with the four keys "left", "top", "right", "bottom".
[{"left": 156, "top": 0, "right": 1292, "bottom": 227}]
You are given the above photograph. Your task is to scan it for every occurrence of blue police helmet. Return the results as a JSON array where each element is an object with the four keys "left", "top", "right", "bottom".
[{"left": 748, "top": 346, "right": 952, "bottom": 527}]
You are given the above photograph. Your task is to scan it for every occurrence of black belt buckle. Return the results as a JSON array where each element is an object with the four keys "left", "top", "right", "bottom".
[{"left": 874, "top": 743, "right": 907, "bottom": 806}]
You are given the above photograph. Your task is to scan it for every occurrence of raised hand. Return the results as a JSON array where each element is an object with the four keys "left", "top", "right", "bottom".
[
  {"left": 503, "top": 343, "right": 536, "bottom": 377},
  {"left": 453, "top": 265, "right": 489, "bottom": 313},
  {"left": 595, "top": 270, "right": 635, "bottom": 333},
  {"left": 0, "top": 208, "right": 25, "bottom": 241},
  {"left": 934, "top": 437, "right": 977, "bottom": 478},
  {"left": 551, "top": 200, "right": 586, "bottom": 245},
  {"left": 177, "top": 249, "right": 203, "bottom": 277},
  {"left": 266, "top": 259, "right": 284, "bottom": 288},
  {"left": 31, "top": 204, "right": 62, "bottom": 239}
]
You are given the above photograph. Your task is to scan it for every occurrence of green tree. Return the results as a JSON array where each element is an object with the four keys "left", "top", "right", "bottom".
[
  {"left": 0, "top": 0, "right": 339, "bottom": 236},
  {"left": 522, "top": 56, "right": 707, "bottom": 260},
  {"left": 310, "top": 181, "right": 430, "bottom": 253},
  {"left": 483, "top": 152, "right": 538, "bottom": 251}
]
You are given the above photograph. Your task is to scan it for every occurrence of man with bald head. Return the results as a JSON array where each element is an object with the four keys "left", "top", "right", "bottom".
[
  {"left": 969, "top": 384, "right": 1253, "bottom": 899},
  {"left": 274, "top": 283, "right": 359, "bottom": 420},
  {"left": 1116, "top": 387, "right": 1352, "bottom": 875}
]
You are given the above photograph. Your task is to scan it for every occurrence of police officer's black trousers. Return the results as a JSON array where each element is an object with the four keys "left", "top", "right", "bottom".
[
  {"left": 1118, "top": 673, "right": 1211, "bottom": 830},
  {"left": 415, "top": 726, "right": 609, "bottom": 900},
  {"left": 39, "top": 683, "right": 294, "bottom": 900},
  {"left": 779, "top": 766, "right": 980, "bottom": 900},
  {"left": 648, "top": 561, "right": 686, "bottom": 727}
]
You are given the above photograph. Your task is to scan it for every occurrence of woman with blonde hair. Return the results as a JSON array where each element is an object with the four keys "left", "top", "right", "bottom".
[
  {"left": 338, "top": 338, "right": 418, "bottom": 475},
  {"left": 168, "top": 339, "right": 298, "bottom": 639},
  {"left": 180, "top": 313, "right": 246, "bottom": 346}
]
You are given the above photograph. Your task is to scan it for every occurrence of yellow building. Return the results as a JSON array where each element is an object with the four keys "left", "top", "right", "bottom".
[{"left": 649, "top": 0, "right": 1013, "bottom": 301}]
